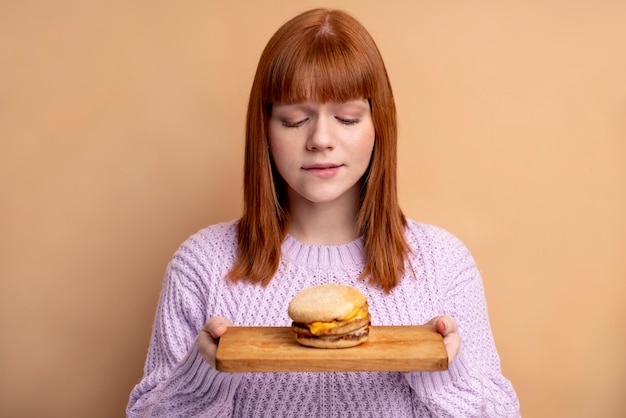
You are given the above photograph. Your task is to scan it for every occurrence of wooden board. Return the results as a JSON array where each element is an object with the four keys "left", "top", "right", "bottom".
[{"left": 215, "top": 325, "right": 448, "bottom": 373}]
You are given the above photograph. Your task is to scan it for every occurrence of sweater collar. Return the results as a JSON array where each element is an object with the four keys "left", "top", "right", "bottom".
[{"left": 280, "top": 234, "right": 365, "bottom": 267}]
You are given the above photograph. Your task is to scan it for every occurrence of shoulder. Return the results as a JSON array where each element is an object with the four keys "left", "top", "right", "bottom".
[
  {"left": 179, "top": 220, "right": 238, "bottom": 251},
  {"left": 402, "top": 219, "right": 482, "bottom": 295},
  {"left": 404, "top": 218, "right": 467, "bottom": 250},
  {"left": 169, "top": 219, "right": 239, "bottom": 270},
  {"left": 403, "top": 218, "right": 476, "bottom": 268},
  {"left": 159, "top": 220, "right": 240, "bottom": 300}
]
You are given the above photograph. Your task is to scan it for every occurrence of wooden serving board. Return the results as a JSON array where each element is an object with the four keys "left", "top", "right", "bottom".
[{"left": 215, "top": 325, "right": 447, "bottom": 373}]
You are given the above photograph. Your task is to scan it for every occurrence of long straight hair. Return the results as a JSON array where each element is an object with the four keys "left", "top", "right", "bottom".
[{"left": 228, "top": 8, "right": 408, "bottom": 292}]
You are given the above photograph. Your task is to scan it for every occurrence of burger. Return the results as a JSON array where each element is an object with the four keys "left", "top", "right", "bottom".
[{"left": 287, "top": 284, "right": 371, "bottom": 348}]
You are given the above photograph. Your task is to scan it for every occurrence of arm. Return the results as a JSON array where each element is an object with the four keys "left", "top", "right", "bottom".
[
  {"left": 406, "top": 228, "right": 520, "bottom": 417},
  {"left": 127, "top": 253, "right": 242, "bottom": 417}
]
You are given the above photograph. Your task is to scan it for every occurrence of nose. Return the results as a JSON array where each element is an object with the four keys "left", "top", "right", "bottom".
[{"left": 306, "top": 116, "right": 335, "bottom": 151}]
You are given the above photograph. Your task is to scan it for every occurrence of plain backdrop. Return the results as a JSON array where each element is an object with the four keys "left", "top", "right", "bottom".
[{"left": 1, "top": 1, "right": 625, "bottom": 417}]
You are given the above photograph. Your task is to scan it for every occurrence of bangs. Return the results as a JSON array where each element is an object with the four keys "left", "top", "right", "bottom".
[{"left": 263, "top": 34, "right": 376, "bottom": 104}]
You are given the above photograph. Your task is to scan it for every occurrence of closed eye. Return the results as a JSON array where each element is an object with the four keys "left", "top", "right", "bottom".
[
  {"left": 336, "top": 117, "right": 360, "bottom": 126},
  {"left": 282, "top": 118, "right": 308, "bottom": 128}
]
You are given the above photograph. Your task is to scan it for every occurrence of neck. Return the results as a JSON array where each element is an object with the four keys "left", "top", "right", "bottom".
[{"left": 286, "top": 188, "right": 360, "bottom": 245}]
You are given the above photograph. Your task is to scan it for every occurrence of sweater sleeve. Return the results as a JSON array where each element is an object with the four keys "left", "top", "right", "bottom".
[
  {"left": 404, "top": 226, "right": 520, "bottom": 417},
  {"left": 126, "top": 248, "right": 243, "bottom": 417}
]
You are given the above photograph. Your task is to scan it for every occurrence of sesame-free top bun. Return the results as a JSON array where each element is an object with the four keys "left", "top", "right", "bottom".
[
  {"left": 288, "top": 284, "right": 367, "bottom": 324},
  {"left": 288, "top": 284, "right": 371, "bottom": 349}
]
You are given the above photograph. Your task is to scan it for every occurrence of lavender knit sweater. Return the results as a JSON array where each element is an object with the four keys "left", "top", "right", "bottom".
[{"left": 127, "top": 219, "right": 519, "bottom": 417}]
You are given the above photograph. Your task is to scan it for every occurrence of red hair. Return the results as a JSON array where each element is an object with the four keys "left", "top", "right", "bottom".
[{"left": 228, "top": 8, "right": 408, "bottom": 292}]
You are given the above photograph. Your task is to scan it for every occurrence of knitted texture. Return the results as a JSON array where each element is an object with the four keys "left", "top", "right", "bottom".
[{"left": 127, "top": 220, "right": 520, "bottom": 417}]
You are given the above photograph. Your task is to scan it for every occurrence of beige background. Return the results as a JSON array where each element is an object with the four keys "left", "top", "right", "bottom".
[{"left": 1, "top": 1, "right": 625, "bottom": 417}]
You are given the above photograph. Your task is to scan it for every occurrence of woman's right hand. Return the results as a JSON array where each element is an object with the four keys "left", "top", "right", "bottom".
[{"left": 197, "top": 316, "right": 233, "bottom": 368}]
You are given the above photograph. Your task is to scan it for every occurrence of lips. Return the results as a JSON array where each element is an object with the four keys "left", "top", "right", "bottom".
[{"left": 302, "top": 163, "right": 343, "bottom": 178}]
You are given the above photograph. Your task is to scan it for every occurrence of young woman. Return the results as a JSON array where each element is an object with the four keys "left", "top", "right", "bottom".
[{"left": 127, "top": 8, "right": 520, "bottom": 417}]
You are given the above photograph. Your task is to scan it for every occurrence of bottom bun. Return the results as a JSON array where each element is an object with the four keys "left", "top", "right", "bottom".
[{"left": 294, "top": 325, "right": 370, "bottom": 349}]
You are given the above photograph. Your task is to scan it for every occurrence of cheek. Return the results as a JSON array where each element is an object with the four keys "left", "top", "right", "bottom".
[
  {"left": 267, "top": 128, "right": 283, "bottom": 164},
  {"left": 267, "top": 138, "right": 293, "bottom": 175},
  {"left": 356, "top": 130, "right": 376, "bottom": 164}
]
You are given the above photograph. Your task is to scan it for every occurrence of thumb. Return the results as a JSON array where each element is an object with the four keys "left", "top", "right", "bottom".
[
  {"left": 436, "top": 317, "right": 448, "bottom": 335},
  {"left": 428, "top": 315, "right": 455, "bottom": 337},
  {"left": 204, "top": 316, "right": 233, "bottom": 340}
]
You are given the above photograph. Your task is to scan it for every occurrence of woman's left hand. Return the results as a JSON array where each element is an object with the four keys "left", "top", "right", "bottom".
[{"left": 428, "top": 315, "right": 460, "bottom": 363}]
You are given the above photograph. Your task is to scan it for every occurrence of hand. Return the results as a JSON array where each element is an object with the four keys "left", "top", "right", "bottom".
[
  {"left": 197, "top": 316, "right": 233, "bottom": 368},
  {"left": 428, "top": 315, "right": 460, "bottom": 363}
]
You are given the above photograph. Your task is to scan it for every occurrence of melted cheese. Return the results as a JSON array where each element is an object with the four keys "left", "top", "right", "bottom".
[
  {"left": 308, "top": 306, "right": 368, "bottom": 335},
  {"left": 308, "top": 321, "right": 337, "bottom": 334}
]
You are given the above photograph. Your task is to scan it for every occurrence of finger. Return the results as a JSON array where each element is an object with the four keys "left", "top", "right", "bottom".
[
  {"left": 198, "top": 328, "right": 219, "bottom": 368},
  {"left": 426, "top": 316, "right": 447, "bottom": 334},
  {"left": 443, "top": 331, "right": 461, "bottom": 363},
  {"left": 205, "top": 316, "right": 233, "bottom": 339},
  {"left": 438, "top": 317, "right": 460, "bottom": 362},
  {"left": 198, "top": 316, "right": 233, "bottom": 368},
  {"left": 435, "top": 317, "right": 447, "bottom": 335},
  {"left": 433, "top": 316, "right": 457, "bottom": 337}
]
